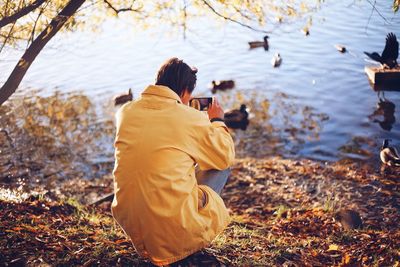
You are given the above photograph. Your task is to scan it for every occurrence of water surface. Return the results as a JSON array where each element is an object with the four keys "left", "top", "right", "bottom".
[{"left": 1, "top": 0, "right": 400, "bottom": 162}]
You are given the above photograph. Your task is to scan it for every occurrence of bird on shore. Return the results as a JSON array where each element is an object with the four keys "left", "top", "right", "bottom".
[
  {"left": 271, "top": 53, "right": 282, "bottom": 68},
  {"left": 334, "top": 209, "right": 363, "bottom": 230},
  {"left": 248, "top": 35, "right": 269, "bottom": 51},
  {"left": 210, "top": 80, "right": 235, "bottom": 94},
  {"left": 114, "top": 88, "right": 133, "bottom": 106},
  {"left": 380, "top": 139, "right": 400, "bottom": 166},
  {"left": 224, "top": 104, "right": 249, "bottom": 130},
  {"left": 364, "top": 32, "right": 399, "bottom": 69}
]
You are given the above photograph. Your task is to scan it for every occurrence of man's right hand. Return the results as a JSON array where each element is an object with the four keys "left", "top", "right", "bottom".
[{"left": 207, "top": 97, "right": 225, "bottom": 121}]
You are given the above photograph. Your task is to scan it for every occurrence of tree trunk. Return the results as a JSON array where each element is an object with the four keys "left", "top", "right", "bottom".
[
  {"left": 0, "top": 0, "right": 46, "bottom": 29},
  {"left": 0, "top": 0, "right": 86, "bottom": 106}
]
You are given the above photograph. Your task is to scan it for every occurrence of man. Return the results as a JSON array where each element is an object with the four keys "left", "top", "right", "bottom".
[{"left": 112, "top": 57, "right": 235, "bottom": 266}]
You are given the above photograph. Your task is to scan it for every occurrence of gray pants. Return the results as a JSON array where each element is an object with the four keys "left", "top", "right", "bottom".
[{"left": 195, "top": 168, "right": 230, "bottom": 195}]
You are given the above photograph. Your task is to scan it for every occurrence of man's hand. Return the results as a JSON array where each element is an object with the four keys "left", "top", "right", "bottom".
[{"left": 207, "top": 97, "right": 224, "bottom": 121}]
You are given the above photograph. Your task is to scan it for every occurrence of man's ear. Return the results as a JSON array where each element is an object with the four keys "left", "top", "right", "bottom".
[
  {"left": 181, "top": 88, "right": 188, "bottom": 97},
  {"left": 181, "top": 89, "right": 191, "bottom": 104}
]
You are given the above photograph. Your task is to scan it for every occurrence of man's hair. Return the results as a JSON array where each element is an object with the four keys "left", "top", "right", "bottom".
[{"left": 155, "top": 58, "right": 197, "bottom": 96}]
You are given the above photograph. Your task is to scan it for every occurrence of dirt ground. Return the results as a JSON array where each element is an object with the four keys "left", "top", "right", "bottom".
[{"left": 1, "top": 156, "right": 399, "bottom": 266}]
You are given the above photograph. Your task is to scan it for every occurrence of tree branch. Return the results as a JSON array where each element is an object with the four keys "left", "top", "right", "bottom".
[
  {"left": 366, "top": 0, "right": 390, "bottom": 24},
  {"left": 0, "top": 0, "right": 23, "bottom": 54},
  {"left": 103, "top": 0, "right": 140, "bottom": 15},
  {"left": 0, "top": 0, "right": 46, "bottom": 29},
  {"left": 0, "top": 0, "right": 86, "bottom": 105},
  {"left": 27, "top": 0, "right": 49, "bottom": 46},
  {"left": 0, "top": 20, "right": 16, "bottom": 54},
  {"left": 201, "top": 0, "right": 269, "bottom": 33},
  {"left": 182, "top": 0, "right": 188, "bottom": 39}
]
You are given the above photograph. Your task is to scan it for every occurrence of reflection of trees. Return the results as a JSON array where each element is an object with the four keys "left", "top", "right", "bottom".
[
  {"left": 220, "top": 91, "right": 329, "bottom": 158},
  {"left": 338, "top": 136, "right": 376, "bottom": 160},
  {"left": 0, "top": 92, "right": 115, "bottom": 189}
]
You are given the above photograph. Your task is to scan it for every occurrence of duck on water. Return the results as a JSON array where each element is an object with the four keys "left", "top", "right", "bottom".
[
  {"left": 210, "top": 80, "right": 235, "bottom": 94},
  {"left": 271, "top": 53, "right": 282, "bottom": 68},
  {"left": 224, "top": 104, "right": 249, "bottom": 130},
  {"left": 248, "top": 35, "right": 269, "bottom": 51}
]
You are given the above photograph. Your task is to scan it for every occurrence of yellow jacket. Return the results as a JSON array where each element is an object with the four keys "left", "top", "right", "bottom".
[{"left": 111, "top": 85, "right": 235, "bottom": 266}]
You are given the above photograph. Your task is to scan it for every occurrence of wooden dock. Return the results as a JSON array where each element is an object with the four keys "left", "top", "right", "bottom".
[{"left": 365, "top": 66, "right": 400, "bottom": 91}]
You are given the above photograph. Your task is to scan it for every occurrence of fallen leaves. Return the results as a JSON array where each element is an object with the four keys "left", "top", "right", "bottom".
[
  {"left": 209, "top": 157, "right": 400, "bottom": 266},
  {"left": 327, "top": 244, "right": 339, "bottom": 251},
  {"left": 1, "top": 92, "right": 400, "bottom": 266},
  {"left": 0, "top": 196, "right": 147, "bottom": 266}
]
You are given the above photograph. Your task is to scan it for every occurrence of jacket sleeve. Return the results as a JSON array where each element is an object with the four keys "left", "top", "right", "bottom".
[{"left": 191, "top": 120, "right": 235, "bottom": 171}]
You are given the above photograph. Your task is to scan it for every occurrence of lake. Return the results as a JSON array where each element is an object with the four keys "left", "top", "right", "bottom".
[{"left": 1, "top": 0, "right": 400, "bottom": 163}]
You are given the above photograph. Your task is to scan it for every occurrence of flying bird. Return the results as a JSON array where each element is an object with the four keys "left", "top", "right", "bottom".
[
  {"left": 380, "top": 139, "right": 400, "bottom": 166},
  {"left": 364, "top": 32, "right": 399, "bottom": 69}
]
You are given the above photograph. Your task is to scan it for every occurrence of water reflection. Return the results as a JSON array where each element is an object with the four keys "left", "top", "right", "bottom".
[
  {"left": 0, "top": 92, "right": 115, "bottom": 190},
  {"left": 219, "top": 91, "right": 329, "bottom": 158},
  {"left": 1, "top": 1, "right": 399, "bottom": 162},
  {"left": 338, "top": 136, "right": 376, "bottom": 160},
  {"left": 0, "top": 89, "right": 332, "bottom": 190},
  {"left": 369, "top": 91, "right": 396, "bottom": 131}
]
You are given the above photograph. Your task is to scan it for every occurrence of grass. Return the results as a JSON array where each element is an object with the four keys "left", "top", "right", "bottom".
[{"left": 1, "top": 157, "right": 400, "bottom": 266}]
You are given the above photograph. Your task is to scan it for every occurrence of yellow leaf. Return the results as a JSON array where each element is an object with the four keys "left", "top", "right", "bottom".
[
  {"left": 342, "top": 254, "right": 351, "bottom": 264},
  {"left": 327, "top": 244, "right": 339, "bottom": 251}
]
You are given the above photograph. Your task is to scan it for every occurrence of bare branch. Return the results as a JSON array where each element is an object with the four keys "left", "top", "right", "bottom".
[
  {"left": 366, "top": 0, "right": 390, "bottom": 24},
  {"left": 76, "top": 0, "right": 102, "bottom": 14},
  {"left": 201, "top": 0, "right": 269, "bottom": 33},
  {"left": 0, "top": 20, "right": 17, "bottom": 54},
  {"left": 27, "top": 0, "right": 49, "bottom": 46},
  {"left": 0, "top": 0, "right": 23, "bottom": 53},
  {"left": 103, "top": 0, "right": 140, "bottom": 15},
  {"left": 0, "top": 0, "right": 46, "bottom": 29},
  {"left": 182, "top": 0, "right": 188, "bottom": 39}
]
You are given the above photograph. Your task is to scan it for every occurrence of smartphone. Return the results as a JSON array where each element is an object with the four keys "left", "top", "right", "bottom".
[{"left": 189, "top": 97, "right": 213, "bottom": 111}]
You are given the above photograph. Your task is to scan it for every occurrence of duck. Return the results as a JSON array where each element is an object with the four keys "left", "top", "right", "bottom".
[
  {"left": 271, "top": 53, "right": 282, "bottom": 68},
  {"left": 364, "top": 32, "right": 399, "bottom": 69},
  {"left": 334, "top": 209, "right": 363, "bottom": 230},
  {"left": 210, "top": 80, "right": 235, "bottom": 94},
  {"left": 248, "top": 35, "right": 269, "bottom": 51},
  {"left": 114, "top": 88, "right": 133, "bottom": 106},
  {"left": 301, "top": 27, "right": 310, "bottom": 36},
  {"left": 380, "top": 139, "right": 400, "bottom": 166},
  {"left": 335, "top": 44, "right": 347, "bottom": 53},
  {"left": 224, "top": 104, "right": 249, "bottom": 130}
]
